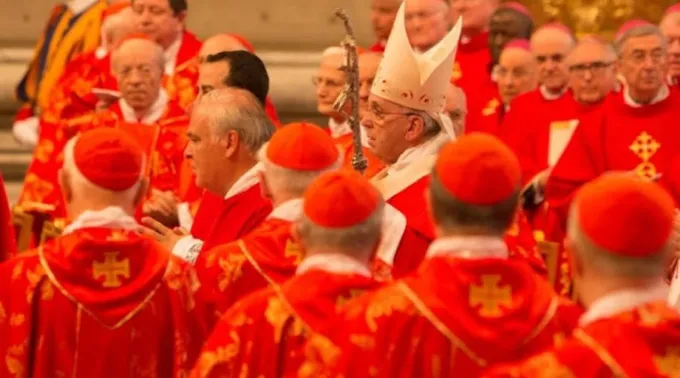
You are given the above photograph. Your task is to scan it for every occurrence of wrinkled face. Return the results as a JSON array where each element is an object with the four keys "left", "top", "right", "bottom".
[
  {"left": 449, "top": 0, "right": 497, "bottom": 33},
  {"left": 358, "top": 54, "right": 382, "bottom": 119},
  {"left": 132, "top": 0, "right": 182, "bottom": 48},
  {"left": 184, "top": 109, "right": 228, "bottom": 193},
  {"left": 198, "top": 60, "right": 230, "bottom": 97},
  {"left": 114, "top": 41, "right": 163, "bottom": 111},
  {"left": 531, "top": 29, "right": 573, "bottom": 92},
  {"left": 488, "top": 10, "right": 528, "bottom": 63},
  {"left": 567, "top": 44, "right": 616, "bottom": 104},
  {"left": 497, "top": 48, "right": 537, "bottom": 104},
  {"left": 361, "top": 95, "right": 417, "bottom": 164},
  {"left": 618, "top": 34, "right": 669, "bottom": 99},
  {"left": 405, "top": 0, "right": 450, "bottom": 51},
  {"left": 371, "top": 0, "right": 401, "bottom": 41},
  {"left": 314, "top": 54, "right": 345, "bottom": 117},
  {"left": 660, "top": 17, "right": 680, "bottom": 78}
]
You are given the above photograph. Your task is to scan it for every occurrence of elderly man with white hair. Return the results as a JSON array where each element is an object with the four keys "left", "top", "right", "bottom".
[
  {"left": 142, "top": 87, "right": 275, "bottom": 265},
  {"left": 0, "top": 128, "right": 208, "bottom": 376},
  {"left": 660, "top": 3, "right": 680, "bottom": 85}
]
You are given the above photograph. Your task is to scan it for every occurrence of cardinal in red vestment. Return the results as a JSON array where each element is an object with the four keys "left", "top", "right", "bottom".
[
  {"left": 142, "top": 87, "right": 274, "bottom": 264},
  {"left": 20, "top": 36, "right": 191, "bottom": 228},
  {"left": 192, "top": 170, "right": 384, "bottom": 378},
  {"left": 368, "top": 0, "right": 400, "bottom": 52},
  {"left": 0, "top": 128, "right": 208, "bottom": 378},
  {"left": 464, "top": 3, "right": 533, "bottom": 134},
  {"left": 484, "top": 174, "right": 680, "bottom": 377},
  {"left": 195, "top": 122, "right": 342, "bottom": 326},
  {"left": 300, "top": 134, "right": 581, "bottom": 378},
  {"left": 0, "top": 174, "right": 16, "bottom": 262}
]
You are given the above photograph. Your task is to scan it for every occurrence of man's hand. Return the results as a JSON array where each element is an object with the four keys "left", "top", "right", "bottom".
[
  {"left": 143, "top": 190, "right": 180, "bottom": 228},
  {"left": 140, "top": 216, "right": 188, "bottom": 251}
]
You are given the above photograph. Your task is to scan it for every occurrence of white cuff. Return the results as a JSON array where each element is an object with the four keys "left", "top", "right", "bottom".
[
  {"left": 172, "top": 235, "right": 204, "bottom": 265},
  {"left": 177, "top": 202, "right": 194, "bottom": 231},
  {"left": 12, "top": 116, "right": 40, "bottom": 147}
]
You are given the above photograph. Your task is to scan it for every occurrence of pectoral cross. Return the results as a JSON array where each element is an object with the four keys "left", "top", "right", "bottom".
[
  {"left": 469, "top": 275, "right": 512, "bottom": 317},
  {"left": 93, "top": 252, "right": 130, "bottom": 288},
  {"left": 629, "top": 132, "right": 660, "bottom": 178}
]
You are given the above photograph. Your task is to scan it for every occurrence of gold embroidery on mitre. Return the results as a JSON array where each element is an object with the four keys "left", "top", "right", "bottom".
[
  {"left": 482, "top": 98, "right": 500, "bottom": 116},
  {"left": 522, "top": 353, "right": 576, "bottom": 378},
  {"left": 92, "top": 252, "right": 130, "bottom": 288},
  {"left": 265, "top": 296, "right": 303, "bottom": 343},
  {"left": 469, "top": 275, "right": 512, "bottom": 317},
  {"left": 629, "top": 131, "right": 660, "bottom": 179},
  {"left": 655, "top": 347, "right": 680, "bottom": 377},
  {"left": 284, "top": 239, "right": 303, "bottom": 265}
]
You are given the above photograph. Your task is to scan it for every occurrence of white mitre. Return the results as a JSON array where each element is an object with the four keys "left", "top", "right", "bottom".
[{"left": 371, "top": 1, "right": 462, "bottom": 138}]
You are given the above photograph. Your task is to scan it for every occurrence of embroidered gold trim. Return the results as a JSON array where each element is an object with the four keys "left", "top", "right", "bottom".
[
  {"left": 396, "top": 281, "right": 486, "bottom": 367},
  {"left": 38, "top": 246, "right": 166, "bottom": 330},
  {"left": 573, "top": 329, "right": 629, "bottom": 378},
  {"left": 521, "top": 297, "right": 559, "bottom": 345}
]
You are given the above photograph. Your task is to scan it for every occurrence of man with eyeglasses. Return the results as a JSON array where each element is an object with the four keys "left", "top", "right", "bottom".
[
  {"left": 546, "top": 21, "right": 680, "bottom": 236},
  {"left": 660, "top": 3, "right": 680, "bottom": 86},
  {"left": 369, "top": 0, "right": 401, "bottom": 52}
]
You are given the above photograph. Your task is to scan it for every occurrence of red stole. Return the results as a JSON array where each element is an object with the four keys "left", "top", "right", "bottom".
[
  {"left": 0, "top": 228, "right": 208, "bottom": 377},
  {"left": 191, "top": 270, "right": 380, "bottom": 377}
]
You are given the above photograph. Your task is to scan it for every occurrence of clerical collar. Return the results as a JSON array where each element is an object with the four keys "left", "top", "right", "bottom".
[
  {"left": 426, "top": 235, "right": 508, "bottom": 260},
  {"left": 296, "top": 253, "right": 372, "bottom": 277},
  {"left": 268, "top": 198, "right": 303, "bottom": 222},
  {"left": 68, "top": 0, "right": 98, "bottom": 14},
  {"left": 579, "top": 282, "right": 669, "bottom": 326},
  {"left": 225, "top": 163, "right": 263, "bottom": 200},
  {"left": 62, "top": 206, "right": 140, "bottom": 235},
  {"left": 164, "top": 35, "right": 183, "bottom": 75},
  {"left": 386, "top": 132, "right": 449, "bottom": 176},
  {"left": 539, "top": 85, "right": 567, "bottom": 101},
  {"left": 119, "top": 89, "right": 168, "bottom": 125},
  {"left": 328, "top": 118, "right": 351, "bottom": 139},
  {"left": 623, "top": 85, "right": 670, "bottom": 108}
]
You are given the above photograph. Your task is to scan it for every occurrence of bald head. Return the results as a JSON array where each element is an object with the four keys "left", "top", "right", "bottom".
[
  {"left": 497, "top": 46, "right": 537, "bottom": 104},
  {"left": 567, "top": 38, "right": 617, "bottom": 105},
  {"left": 200, "top": 34, "right": 252, "bottom": 62},
  {"left": 531, "top": 26, "right": 575, "bottom": 93},
  {"left": 112, "top": 38, "right": 164, "bottom": 112},
  {"left": 359, "top": 52, "right": 382, "bottom": 118}
]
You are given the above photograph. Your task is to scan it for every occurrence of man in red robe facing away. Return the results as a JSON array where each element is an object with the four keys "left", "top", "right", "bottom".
[
  {"left": 192, "top": 170, "right": 384, "bottom": 378},
  {"left": 369, "top": 0, "right": 400, "bottom": 52},
  {"left": 0, "top": 128, "right": 207, "bottom": 378},
  {"left": 545, "top": 22, "right": 680, "bottom": 228},
  {"left": 660, "top": 3, "right": 680, "bottom": 86},
  {"left": 465, "top": 2, "right": 533, "bottom": 134},
  {"left": 301, "top": 134, "right": 580, "bottom": 378},
  {"left": 195, "top": 122, "right": 342, "bottom": 326},
  {"left": 485, "top": 174, "right": 680, "bottom": 377},
  {"left": 476, "top": 39, "right": 537, "bottom": 135},
  {"left": 142, "top": 88, "right": 274, "bottom": 264},
  {"left": 20, "top": 36, "right": 191, "bottom": 226}
]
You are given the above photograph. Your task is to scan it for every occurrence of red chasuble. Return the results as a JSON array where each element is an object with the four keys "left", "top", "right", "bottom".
[
  {"left": 0, "top": 174, "right": 16, "bottom": 262},
  {"left": 191, "top": 270, "right": 380, "bottom": 378},
  {"left": 545, "top": 90, "right": 680, "bottom": 226},
  {"left": 483, "top": 302, "right": 680, "bottom": 377},
  {"left": 465, "top": 83, "right": 503, "bottom": 135},
  {"left": 453, "top": 32, "right": 492, "bottom": 95},
  {"left": 0, "top": 228, "right": 208, "bottom": 377},
  {"left": 191, "top": 185, "right": 272, "bottom": 253},
  {"left": 19, "top": 99, "right": 189, "bottom": 220},
  {"left": 195, "top": 217, "right": 301, "bottom": 327},
  {"left": 160, "top": 31, "right": 202, "bottom": 110},
  {"left": 301, "top": 256, "right": 581, "bottom": 378}
]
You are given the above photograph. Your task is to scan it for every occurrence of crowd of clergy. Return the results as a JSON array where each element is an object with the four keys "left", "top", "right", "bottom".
[{"left": 1, "top": 0, "right": 680, "bottom": 376}]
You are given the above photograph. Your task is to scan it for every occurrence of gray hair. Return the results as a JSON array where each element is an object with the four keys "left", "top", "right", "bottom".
[
  {"left": 412, "top": 109, "right": 442, "bottom": 139},
  {"left": 297, "top": 201, "right": 385, "bottom": 256},
  {"left": 193, "top": 88, "right": 275, "bottom": 155},
  {"left": 567, "top": 207, "right": 670, "bottom": 278},
  {"left": 614, "top": 24, "right": 668, "bottom": 57},
  {"left": 111, "top": 38, "right": 165, "bottom": 73}
]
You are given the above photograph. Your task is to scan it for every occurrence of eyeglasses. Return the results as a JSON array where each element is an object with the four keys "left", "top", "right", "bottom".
[
  {"left": 568, "top": 61, "right": 613, "bottom": 76},
  {"left": 368, "top": 108, "right": 418, "bottom": 123}
]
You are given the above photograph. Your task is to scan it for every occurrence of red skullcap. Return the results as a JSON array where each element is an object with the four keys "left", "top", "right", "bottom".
[
  {"left": 266, "top": 122, "right": 339, "bottom": 171},
  {"left": 616, "top": 20, "right": 653, "bottom": 40},
  {"left": 503, "top": 39, "right": 531, "bottom": 52},
  {"left": 500, "top": 2, "right": 532, "bottom": 19},
  {"left": 226, "top": 33, "right": 255, "bottom": 53},
  {"left": 303, "top": 170, "right": 381, "bottom": 228},
  {"left": 575, "top": 174, "right": 675, "bottom": 257},
  {"left": 665, "top": 3, "right": 680, "bottom": 15},
  {"left": 435, "top": 133, "right": 521, "bottom": 205},
  {"left": 73, "top": 128, "right": 144, "bottom": 191}
]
